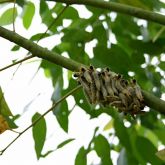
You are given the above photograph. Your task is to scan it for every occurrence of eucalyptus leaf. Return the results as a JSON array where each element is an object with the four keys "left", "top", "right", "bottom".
[
  {"left": 57, "top": 138, "right": 75, "bottom": 149},
  {"left": 22, "top": 2, "right": 35, "bottom": 29},
  {"left": 32, "top": 112, "right": 47, "bottom": 159}
]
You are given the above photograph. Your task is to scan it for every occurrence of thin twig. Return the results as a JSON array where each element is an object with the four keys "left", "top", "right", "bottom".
[
  {"left": 0, "top": 85, "right": 82, "bottom": 155},
  {"left": 0, "top": 55, "right": 34, "bottom": 72},
  {"left": 12, "top": 0, "right": 16, "bottom": 32}
]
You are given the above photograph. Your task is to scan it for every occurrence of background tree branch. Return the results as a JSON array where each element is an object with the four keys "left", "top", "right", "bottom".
[
  {"left": 0, "top": 26, "right": 165, "bottom": 115},
  {"left": 48, "top": 0, "right": 165, "bottom": 25}
]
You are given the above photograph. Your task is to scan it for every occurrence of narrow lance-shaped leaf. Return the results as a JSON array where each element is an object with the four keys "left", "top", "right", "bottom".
[
  {"left": 57, "top": 138, "right": 75, "bottom": 149},
  {"left": 32, "top": 112, "right": 47, "bottom": 159},
  {"left": 22, "top": 2, "right": 35, "bottom": 29}
]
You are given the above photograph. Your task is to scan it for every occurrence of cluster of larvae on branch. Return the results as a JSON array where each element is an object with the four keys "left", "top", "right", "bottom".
[{"left": 73, "top": 66, "right": 145, "bottom": 117}]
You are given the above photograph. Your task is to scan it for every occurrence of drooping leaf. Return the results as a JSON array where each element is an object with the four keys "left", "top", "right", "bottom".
[
  {"left": 75, "top": 147, "right": 87, "bottom": 165},
  {"left": 22, "top": 1, "right": 35, "bottom": 29},
  {"left": 32, "top": 112, "right": 47, "bottom": 159},
  {"left": 57, "top": 138, "right": 75, "bottom": 149},
  {"left": 94, "top": 134, "right": 113, "bottom": 165},
  {"left": 53, "top": 99, "right": 69, "bottom": 133},
  {"left": 0, "top": 8, "right": 17, "bottom": 26}
]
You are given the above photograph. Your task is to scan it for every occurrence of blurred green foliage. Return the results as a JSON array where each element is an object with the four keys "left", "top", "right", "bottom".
[{"left": 1, "top": 0, "right": 165, "bottom": 164}]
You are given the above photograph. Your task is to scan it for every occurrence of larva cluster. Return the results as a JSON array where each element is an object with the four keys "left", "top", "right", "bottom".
[{"left": 73, "top": 66, "right": 145, "bottom": 117}]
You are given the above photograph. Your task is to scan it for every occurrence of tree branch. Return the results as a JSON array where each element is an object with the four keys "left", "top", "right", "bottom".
[
  {"left": 51, "top": 0, "right": 165, "bottom": 25},
  {"left": 0, "top": 26, "right": 164, "bottom": 115},
  {"left": 142, "top": 90, "right": 165, "bottom": 115},
  {"left": 0, "top": 26, "right": 84, "bottom": 71}
]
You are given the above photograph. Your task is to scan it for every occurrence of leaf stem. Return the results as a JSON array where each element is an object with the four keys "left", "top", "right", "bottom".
[
  {"left": 12, "top": 0, "right": 16, "bottom": 32},
  {"left": 0, "top": 85, "right": 82, "bottom": 155}
]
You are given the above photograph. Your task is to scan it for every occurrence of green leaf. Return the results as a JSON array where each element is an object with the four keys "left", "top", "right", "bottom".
[
  {"left": 75, "top": 147, "right": 87, "bottom": 165},
  {"left": 30, "top": 33, "right": 50, "bottom": 41},
  {"left": 41, "top": 150, "right": 54, "bottom": 158},
  {"left": 32, "top": 112, "right": 47, "bottom": 160},
  {"left": 52, "top": 4, "right": 79, "bottom": 20},
  {"left": 0, "top": 8, "right": 17, "bottom": 26},
  {"left": 22, "top": 2, "right": 35, "bottom": 29},
  {"left": 39, "top": 0, "right": 55, "bottom": 32},
  {"left": 154, "top": 129, "right": 165, "bottom": 145},
  {"left": 57, "top": 138, "right": 75, "bottom": 149},
  {"left": 0, "top": 87, "right": 13, "bottom": 116},
  {"left": 93, "top": 44, "right": 131, "bottom": 75},
  {"left": 135, "top": 136, "right": 163, "bottom": 164},
  {"left": 11, "top": 45, "right": 20, "bottom": 51},
  {"left": 53, "top": 99, "right": 69, "bottom": 133},
  {"left": 62, "top": 28, "right": 91, "bottom": 43},
  {"left": 92, "top": 22, "right": 107, "bottom": 45},
  {"left": 136, "top": 126, "right": 159, "bottom": 147},
  {"left": 94, "top": 134, "right": 113, "bottom": 165}
]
